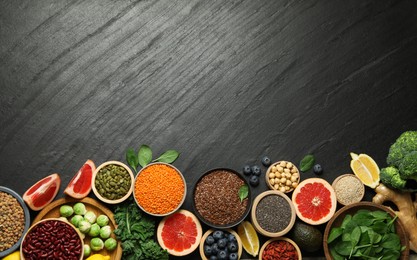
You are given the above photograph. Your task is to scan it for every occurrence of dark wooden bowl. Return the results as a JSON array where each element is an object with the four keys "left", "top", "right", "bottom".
[{"left": 323, "top": 201, "right": 409, "bottom": 260}]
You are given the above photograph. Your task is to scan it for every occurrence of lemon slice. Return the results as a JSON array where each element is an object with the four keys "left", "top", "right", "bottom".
[
  {"left": 350, "top": 153, "right": 380, "bottom": 188},
  {"left": 237, "top": 221, "right": 260, "bottom": 257},
  {"left": 2, "top": 251, "right": 20, "bottom": 260}
]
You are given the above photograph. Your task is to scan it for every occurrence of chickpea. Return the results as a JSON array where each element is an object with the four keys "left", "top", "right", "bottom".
[
  {"left": 274, "top": 178, "right": 280, "bottom": 184},
  {"left": 280, "top": 177, "right": 286, "bottom": 183},
  {"left": 279, "top": 161, "right": 286, "bottom": 167},
  {"left": 271, "top": 166, "right": 277, "bottom": 172},
  {"left": 269, "top": 172, "right": 275, "bottom": 179},
  {"left": 269, "top": 179, "right": 275, "bottom": 185},
  {"left": 286, "top": 180, "right": 292, "bottom": 186},
  {"left": 275, "top": 172, "right": 281, "bottom": 178},
  {"left": 285, "top": 186, "right": 290, "bottom": 191},
  {"left": 279, "top": 186, "right": 286, "bottom": 192},
  {"left": 284, "top": 168, "right": 290, "bottom": 174},
  {"left": 291, "top": 167, "right": 298, "bottom": 173},
  {"left": 274, "top": 184, "right": 279, "bottom": 190},
  {"left": 291, "top": 175, "right": 298, "bottom": 182},
  {"left": 277, "top": 166, "right": 284, "bottom": 173},
  {"left": 286, "top": 162, "right": 293, "bottom": 168},
  {"left": 292, "top": 182, "right": 298, "bottom": 188}
]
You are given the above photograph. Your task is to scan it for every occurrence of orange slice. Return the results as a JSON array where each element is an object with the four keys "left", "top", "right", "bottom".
[
  {"left": 350, "top": 153, "right": 380, "bottom": 188},
  {"left": 237, "top": 221, "right": 259, "bottom": 257}
]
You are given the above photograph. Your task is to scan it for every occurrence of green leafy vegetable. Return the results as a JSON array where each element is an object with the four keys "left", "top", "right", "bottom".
[
  {"left": 113, "top": 197, "right": 168, "bottom": 260},
  {"left": 138, "top": 145, "right": 152, "bottom": 168},
  {"left": 238, "top": 184, "right": 249, "bottom": 202},
  {"left": 299, "top": 154, "right": 315, "bottom": 172},
  {"left": 126, "top": 148, "right": 139, "bottom": 173},
  {"left": 126, "top": 145, "right": 180, "bottom": 172},
  {"left": 153, "top": 150, "right": 179, "bottom": 164}
]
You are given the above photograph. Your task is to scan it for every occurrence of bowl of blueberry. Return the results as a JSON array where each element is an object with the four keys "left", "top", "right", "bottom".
[{"left": 199, "top": 229, "right": 242, "bottom": 260}]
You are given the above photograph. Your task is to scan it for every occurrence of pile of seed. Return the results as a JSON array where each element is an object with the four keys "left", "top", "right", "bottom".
[
  {"left": 334, "top": 175, "right": 364, "bottom": 205},
  {"left": 194, "top": 170, "right": 248, "bottom": 226},
  {"left": 0, "top": 191, "right": 25, "bottom": 253},
  {"left": 95, "top": 164, "right": 131, "bottom": 200},
  {"left": 255, "top": 194, "right": 292, "bottom": 233},
  {"left": 267, "top": 161, "right": 299, "bottom": 193}
]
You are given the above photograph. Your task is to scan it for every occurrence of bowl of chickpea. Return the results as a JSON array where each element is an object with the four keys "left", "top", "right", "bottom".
[{"left": 265, "top": 161, "right": 300, "bottom": 193}]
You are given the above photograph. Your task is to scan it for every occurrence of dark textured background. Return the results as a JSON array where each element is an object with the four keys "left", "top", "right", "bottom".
[{"left": 1, "top": 0, "right": 417, "bottom": 259}]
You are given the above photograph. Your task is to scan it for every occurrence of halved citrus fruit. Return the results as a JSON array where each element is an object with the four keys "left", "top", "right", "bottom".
[
  {"left": 157, "top": 209, "right": 202, "bottom": 256},
  {"left": 292, "top": 178, "right": 337, "bottom": 225},
  {"left": 23, "top": 173, "right": 61, "bottom": 211},
  {"left": 64, "top": 159, "right": 96, "bottom": 199},
  {"left": 237, "top": 221, "right": 259, "bottom": 257},
  {"left": 350, "top": 152, "right": 380, "bottom": 188}
]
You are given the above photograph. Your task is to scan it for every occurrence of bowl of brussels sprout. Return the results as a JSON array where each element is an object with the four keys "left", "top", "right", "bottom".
[{"left": 92, "top": 161, "right": 134, "bottom": 204}]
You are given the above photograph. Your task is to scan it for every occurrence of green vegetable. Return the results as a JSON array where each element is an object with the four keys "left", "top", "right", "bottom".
[
  {"left": 126, "top": 148, "right": 139, "bottom": 173},
  {"left": 238, "top": 184, "right": 249, "bottom": 202},
  {"left": 380, "top": 131, "right": 417, "bottom": 191},
  {"left": 84, "top": 211, "right": 97, "bottom": 224},
  {"left": 89, "top": 223, "right": 101, "bottom": 237},
  {"left": 78, "top": 220, "right": 91, "bottom": 233},
  {"left": 138, "top": 145, "right": 153, "bottom": 168},
  {"left": 90, "top": 237, "right": 104, "bottom": 251},
  {"left": 114, "top": 197, "right": 168, "bottom": 260},
  {"left": 327, "top": 209, "right": 404, "bottom": 259},
  {"left": 299, "top": 154, "right": 315, "bottom": 172},
  {"left": 60, "top": 205, "right": 74, "bottom": 217},
  {"left": 83, "top": 244, "right": 91, "bottom": 257},
  {"left": 152, "top": 150, "right": 180, "bottom": 164},
  {"left": 126, "top": 145, "right": 180, "bottom": 172},
  {"left": 100, "top": 225, "right": 112, "bottom": 239},
  {"left": 71, "top": 215, "right": 84, "bottom": 227},
  {"left": 96, "top": 214, "right": 110, "bottom": 227},
  {"left": 104, "top": 237, "right": 117, "bottom": 251},
  {"left": 73, "top": 202, "right": 87, "bottom": 215}
]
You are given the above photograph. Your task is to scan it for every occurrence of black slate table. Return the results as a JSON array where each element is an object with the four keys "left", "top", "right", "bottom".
[{"left": 1, "top": 0, "right": 417, "bottom": 259}]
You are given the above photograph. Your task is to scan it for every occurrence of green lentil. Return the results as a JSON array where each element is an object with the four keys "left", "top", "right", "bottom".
[{"left": 95, "top": 164, "right": 131, "bottom": 200}]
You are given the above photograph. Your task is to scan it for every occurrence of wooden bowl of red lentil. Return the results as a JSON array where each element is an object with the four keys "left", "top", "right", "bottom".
[
  {"left": 133, "top": 162, "right": 186, "bottom": 217},
  {"left": 258, "top": 237, "right": 302, "bottom": 260},
  {"left": 0, "top": 186, "right": 30, "bottom": 258},
  {"left": 192, "top": 168, "right": 252, "bottom": 229}
]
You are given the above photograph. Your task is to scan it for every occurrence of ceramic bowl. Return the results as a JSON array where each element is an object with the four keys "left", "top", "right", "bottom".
[
  {"left": 134, "top": 162, "right": 186, "bottom": 217},
  {"left": 331, "top": 174, "right": 365, "bottom": 206},
  {"left": 258, "top": 237, "right": 302, "bottom": 260},
  {"left": 323, "top": 202, "right": 409, "bottom": 260},
  {"left": 251, "top": 190, "right": 296, "bottom": 237},
  {"left": 199, "top": 229, "right": 243, "bottom": 260},
  {"left": 192, "top": 168, "right": 252, "bottom": 229},
  {"left": 0, "top": 186, "right": 31, "bottom": 258},
  {"left": 20, "top": 218, "right": 84, "bottom": 260},
  {"left": 92, "top": 161, "right": 134, "bottom": 204},
  {"left": 265, "top": 161, "right": 300, "bottom": 193}
]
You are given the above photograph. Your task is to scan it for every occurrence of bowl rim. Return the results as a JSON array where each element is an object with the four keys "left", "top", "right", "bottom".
[
  {"left": 323, "top": 201, "right": 410, "bottom": 260},
  {"left": 331, "top": 174, "right": 365, "bottom": 206},
  {"left": 133, "top": 162, "right": 187, "bottom": 217},
  {"left": 265, "top": 160, "right": 300, "bottom": 193},
  {"left": 191, "top": 167, "right": 252, "bottom": 229},
  {"left": 91, "top": 160, "right": 134, "bottom": 204},
  {"left": 199, "top": 228, "right": 243, "bottom": 260},
  {"left": 251, "top": 190, "right": 296, "bottom": 237},
  {"left": 0, "top": 186, "right": 31, "bottom": 258},
  {"left": 20, "top": 217, "right": 84, "bottom": 260},
  {"left": 258, "top": 237, "right": 302, "bottom": 260}
]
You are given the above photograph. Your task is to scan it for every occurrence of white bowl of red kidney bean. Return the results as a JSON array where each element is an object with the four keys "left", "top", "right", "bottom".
[
  {"left": 20, "top": 218, "right": 84, "bottom": 260},
  {"left": 0, "top": 186, "right": 31, "bottom": 258}
]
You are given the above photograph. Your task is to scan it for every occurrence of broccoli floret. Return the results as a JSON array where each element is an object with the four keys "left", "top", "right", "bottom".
[
  {"left": 380, "top": 166, "right": 407, "bottom": 190},
  {"left": 399, "top": 151, "right": 417, "bottom": 180},
  {"left": 387, "top": 131, "right": 417, "bottom": 167}
]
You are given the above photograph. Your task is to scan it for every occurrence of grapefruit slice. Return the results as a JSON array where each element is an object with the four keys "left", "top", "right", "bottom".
[
  {"left": 23, "top": 173, "right": 61, "bottom": 211},
  {"left": 350, "top": 152, "right": 380, "bottom": 188},
  {"left": 157, "top": 209, "right": 202, "bottom": 256},
  {"left": 292, "top": 178, "right": 336, "bottom": 225},
  {"left": 64, "top": 159, "right": 96, "bottom": 199}
]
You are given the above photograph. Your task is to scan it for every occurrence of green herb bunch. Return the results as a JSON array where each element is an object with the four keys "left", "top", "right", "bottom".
[
  {"left": 113, "top": 198, "right": 169, "bottom": 260},
  {"left": 327, "top": 209, "right": 405, "bottom": 259},
  {"left": 126, "top": 144, "right": 179, "bottom": 173}
]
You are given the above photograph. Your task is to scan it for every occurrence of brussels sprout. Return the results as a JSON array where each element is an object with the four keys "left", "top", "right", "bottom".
[
  {"left": 58, "top": 216, "right": 69, "bottom": 223},
  {"left": 88, "top": 223, "right": 101, "bottom": 237},
  {"left": 100, "top": 225, "right": 112, "bottom": 239},
  {"left": 83, "top": 244, "right": 91, "bottom": 257},
  {"left": 59, "top": 205, "right": 74, "bottom": 217},
  {"left": 90, "top": 237, "right": 104, "bottom": 251},
  {"left": 84, "top": 211, "right": 97, "bottom": 224},
  {"left": 73, "top": 202, "right": 87, "bottom": 215},
  {"left": 104, "top": 237, "right": 117, "bottom": 251},
  {"left": 96, "top": 214, "right": 109, "bottom": 227},
  {"left": 70, "top": 215, "right": 84, "bottom": 227},
  {"left": 78, "top": 220, "right": 91, "bottom": 233}
]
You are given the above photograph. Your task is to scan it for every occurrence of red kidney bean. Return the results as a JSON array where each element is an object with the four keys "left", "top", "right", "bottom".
[{"left": 22, "top": 220, "right": 82, "bottom": 260}]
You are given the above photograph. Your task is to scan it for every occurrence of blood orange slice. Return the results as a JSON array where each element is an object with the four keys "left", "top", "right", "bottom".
[
  {"left": 291, "top": 178, "right": 336, "bottom": 225},
  {"left": 157, "top": 209, "right": 202, "bottom": 256},
  {"left": 64, "top": 159, "right": 96, "bottom": 199},
  {"left": 23, "top": 173, "right": 61, "bottom": 211}
]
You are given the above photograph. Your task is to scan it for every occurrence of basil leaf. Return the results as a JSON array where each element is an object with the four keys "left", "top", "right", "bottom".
[
  {"left": 126, "top": 148, "right": 139, "bottom": 172},
  {"left": 138, "top": 145, "right": 153, "bottom": 167},
  {"left": 238, "top": 185, "right": 249, "bottom": 202},
  {"left": 154, "top": 150, "right": 179, "bottom": 164},
  {"left": 299, "top": 154, "right": 315, "bottom": 172}
]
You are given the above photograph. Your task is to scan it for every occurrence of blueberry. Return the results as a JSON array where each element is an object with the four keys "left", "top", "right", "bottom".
[
  {"left": 261, "top": 156, "right": 271, "bottom": 167},
  {"left": 204, "top": 245, "right": 213, "bottom": 256},
  {"left": 211, "top": 243, "right": 219, "bottom": 255},
  {"left": 313, "top": 164, "right": 323, "bottom": 174},
  {"left": 206, "top": 235, "right": 215, "bottom": 245},
  {"left": 249, "top": 175, "right": 259, "bottom": 187},
  {"left": 227, "top": 241, "right": 237, "bottom": 252},
  {"left": 212, "top": 230, "right": 224, "bottom": 240},
  {"left": 251, "top": 165, "right": 261, "bottom": 176},
  {"left": 229, "top": 253, "right": 238, "bottom": 260},
  {"left": 217, "top": 250, "right": 228, "bottom": 260},
  {"left": 227, "top": 233, "right": 237, "bottom": 243},
  {"left": 242, "top": 165, "right": 252, "bottom": 176},
  {"left": 209, "top": 256, "right": 218, "bottom": 260},
  {"left": 217, "top": 238, "right": 227, "bottom": 249}
]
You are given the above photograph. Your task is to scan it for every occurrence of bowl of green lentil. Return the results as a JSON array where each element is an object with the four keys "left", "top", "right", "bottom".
[
  {"left": 0, "top": 186, "right": 31, "bottom": 258},
  {"left": 92, "top": 161, "right": 134, "bottom": 204}
]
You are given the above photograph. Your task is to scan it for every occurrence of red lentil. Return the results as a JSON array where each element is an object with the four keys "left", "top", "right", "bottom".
[{"left": 262, "top": 240, "right": 298, "bottom": 260}]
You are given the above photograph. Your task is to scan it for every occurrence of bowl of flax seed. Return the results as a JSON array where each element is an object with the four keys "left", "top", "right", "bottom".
[{"left": 192, "top": 168, "right": 252, "bottom": 229}]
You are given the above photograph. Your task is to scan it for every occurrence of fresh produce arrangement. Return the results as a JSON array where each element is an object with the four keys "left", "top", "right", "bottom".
[{"left": 1, "top": 132, "right": 416, "bottom": 260}]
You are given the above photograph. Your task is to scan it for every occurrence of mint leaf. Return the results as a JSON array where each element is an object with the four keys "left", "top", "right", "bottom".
[
  {"left": 299, "top": 154, "right": 315, "bottom": 172},
  {"left": 138, "top": 145, "right": 152, "bottom": 167}
]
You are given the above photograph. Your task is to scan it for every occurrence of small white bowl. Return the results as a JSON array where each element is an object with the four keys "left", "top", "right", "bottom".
[{"left": 92, "top": 161, "right": 134, "bottom": 204}]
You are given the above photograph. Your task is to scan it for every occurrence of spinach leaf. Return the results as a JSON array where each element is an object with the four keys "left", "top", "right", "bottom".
[
  {"left": 238, "top": 185, "right": 249, "bottom": 202},
  {"left": 126, "top": 148, "right": 139, "bottom": 173},
  {"left": 299, "top": 154, "right": 315, "bottom": 172},
  {"left": 138, "top": 145, "right": 152, "bottom": 167},
  {"left": 153, "top": 150, "right": 179, "bottom": 164},
  {"left": 327, "top": 227, "right": 343, "bottom": 244}
]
